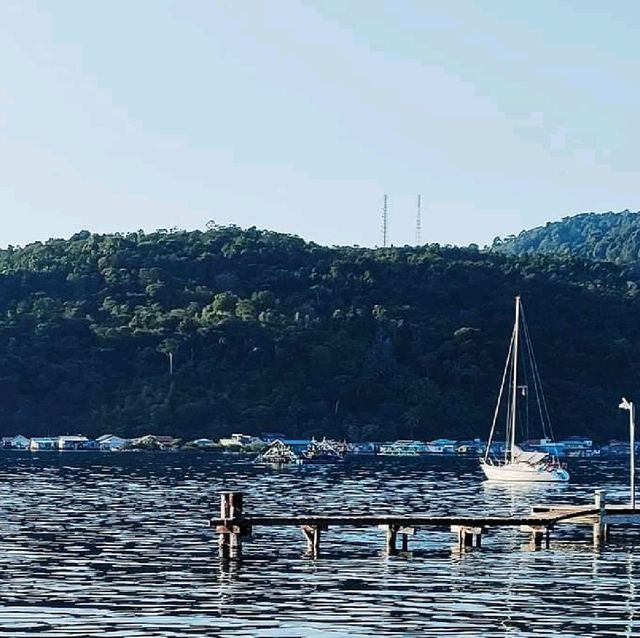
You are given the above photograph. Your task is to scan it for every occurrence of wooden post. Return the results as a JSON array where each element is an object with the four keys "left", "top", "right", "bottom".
[
  {"left": 521, "top": 525, "right": 550, "bottom": 549},
  {"left": 385, "top": 525, "right": 397, "bottom": 554},
  {"left": 218, "top": 493, "right": 230, "bottom": 556},
  {"left": 593, "top": 490, "right": 606, "bottom": 547},
  {"left": 220, "top": 491, "right": 243, "bottom": 519},
  {"left": 219, "top": 532, "right": 230, "bottom": 558},
  {"left": 302, "top": 526, "right": 312, "bottom": 553},
  {"left": 451, "top": 525, "right": 482, "bottom": 548},
  {"left": 397, "top": 526, "right": 414, "bottom": 552},
  {"left": 219, "top": 492, "right": 244, "bottom": 556},
  {"left": 301, "top": 525, "right": 323, "bottom": 556}
]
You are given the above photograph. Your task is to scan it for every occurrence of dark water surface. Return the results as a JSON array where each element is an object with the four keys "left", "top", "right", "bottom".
[{"left": 0, "top": 452, "right": 638, "bottom": 637}]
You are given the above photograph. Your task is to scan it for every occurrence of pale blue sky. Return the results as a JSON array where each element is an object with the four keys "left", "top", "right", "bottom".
[{"left": 1, "top": 0, "right": 639, "bottom": 248}]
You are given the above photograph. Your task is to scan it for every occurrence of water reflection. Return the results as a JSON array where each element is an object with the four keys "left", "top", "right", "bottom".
[{"left": 0, "top": 452, "right": 637, "bottom": 636}]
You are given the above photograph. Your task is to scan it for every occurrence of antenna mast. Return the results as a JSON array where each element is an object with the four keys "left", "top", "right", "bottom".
[
  {"left": 381, "top": 194, "right": 388, "bottom": 247},
  {"left": 416, "top": 194, "right": 422, "bottom": 245}
]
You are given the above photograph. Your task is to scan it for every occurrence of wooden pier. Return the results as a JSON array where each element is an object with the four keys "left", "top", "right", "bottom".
[{"left": 209, "top": 489, "right": 640, "bottom": 557}]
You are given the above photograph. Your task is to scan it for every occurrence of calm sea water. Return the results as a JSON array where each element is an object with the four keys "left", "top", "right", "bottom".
[{"left": 0, "top": 452, "right": 638, "bottom": 637}]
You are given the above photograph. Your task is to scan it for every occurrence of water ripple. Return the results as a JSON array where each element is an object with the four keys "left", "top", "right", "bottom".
[{"left": 0, "top": 452, "right": 637, "bottom": 636}]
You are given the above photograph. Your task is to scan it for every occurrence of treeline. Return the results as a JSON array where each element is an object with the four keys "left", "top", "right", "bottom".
[
  {"left": 0, "top": 224, "right": 639, "bottom": 442},
  {"left": 494, "top": 210, "right": 640, "bottom": 267}
]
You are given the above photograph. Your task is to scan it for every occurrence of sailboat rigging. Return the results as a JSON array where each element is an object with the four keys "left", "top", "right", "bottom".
[{"left": 480, "top": 296, "right": 570, "bottom": 482}]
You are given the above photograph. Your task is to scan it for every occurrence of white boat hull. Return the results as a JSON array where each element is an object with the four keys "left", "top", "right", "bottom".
[{"left": 480, "top": 460, "right": 569, "bottom": 482}]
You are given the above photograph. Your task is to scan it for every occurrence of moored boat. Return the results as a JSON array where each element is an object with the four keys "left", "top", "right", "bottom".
[
  {"left": 300, "top": 438, "right": 345, "bottom": 464},
  {"left": 480, "top": 296, "right": 569, "bottom": 483},
  {"left": 254, "top": 440, "right": 302, "bottom": 467}
]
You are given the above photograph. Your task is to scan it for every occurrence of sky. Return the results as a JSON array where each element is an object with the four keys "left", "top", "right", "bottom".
[{"left": 1, "top": 0, "right": 639, "bottom": 249}]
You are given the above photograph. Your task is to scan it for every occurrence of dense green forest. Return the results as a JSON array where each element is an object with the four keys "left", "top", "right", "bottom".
[
  {"left": 494, "top": 210, "right": 640, "bottom": 267},
  {"left": 0, "top": 223, "right": 639, "bottom": 442}
]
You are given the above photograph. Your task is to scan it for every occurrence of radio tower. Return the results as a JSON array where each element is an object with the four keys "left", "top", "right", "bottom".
[
  {"left": 416, "top": 194, "right": 422, "bottom": 245},
  {"left": 381, "top": 194, "right": 388, "bottom": 247}
]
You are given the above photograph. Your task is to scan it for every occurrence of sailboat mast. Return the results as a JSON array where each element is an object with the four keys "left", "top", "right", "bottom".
[{"left": 510, "top": 296, "right": 521, "bottom": 463}]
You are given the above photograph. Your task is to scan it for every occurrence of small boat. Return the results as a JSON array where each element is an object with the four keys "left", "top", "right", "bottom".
[
  {"left": 254, "top": 440, "right": 302, "bottom": 467},
  {"left": 300, "top": 438, "right": 345, "bottom": 464},
  {"left": 480, "top": 296, "right": 569, "bottom": 483}
]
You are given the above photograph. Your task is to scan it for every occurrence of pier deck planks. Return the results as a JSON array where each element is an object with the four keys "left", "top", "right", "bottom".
[{"left": 209, "top": 509, "right": 598, "bottom": 529}]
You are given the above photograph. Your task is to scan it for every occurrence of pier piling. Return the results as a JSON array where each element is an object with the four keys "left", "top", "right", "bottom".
[
  {"left": 593, "top": 490, "right": 607, "bottom": 546},
  {"left": 451, "top": 525, "right": 483, "bottom": 548},
  {"left": 521, "top": 525, "right": 550, "bottom": 548},
  {"left": 382, "top": 524, "right": 397, "bottom": 554},
  {"left": 301, "top": 524, "right": 325, "bottom": 556},
  {"left": 399, "top": 527, "right": 415, "bottom": 552},
  {"left": 216, "top": 491, "right": 250, "bottom": 557}
]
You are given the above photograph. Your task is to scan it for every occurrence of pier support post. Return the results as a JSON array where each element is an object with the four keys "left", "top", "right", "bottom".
[
  {"left": 217, "top": 492, "right": 247, "bottom": 558},
  {"left": 220, "top": 491, "right": 244, "bottom": 520},
  {"left": 398, "top": 527, "right": 415, "bottom": 552},
  {"left": 451, "top": 526, "right": 483, "bottom": 548},
  {"left": 385, "top": 525, "right": 397, "bottom": 554},
  {"left": 593, "top": 490, "right": 607, "bottom": 547},
  {"left": 379, "top": 524, "right": 415, "bottom": 554},
  {"left": 301, "top": 525, "right": 324, "bottom": 556},
  {"left": 521, "top": 525, "right": 550, "bottom": 549}
]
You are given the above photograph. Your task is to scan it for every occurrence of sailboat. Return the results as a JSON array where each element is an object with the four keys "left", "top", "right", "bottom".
[{"left": 480, "top": 296, "right": 570, "bottom": 482}]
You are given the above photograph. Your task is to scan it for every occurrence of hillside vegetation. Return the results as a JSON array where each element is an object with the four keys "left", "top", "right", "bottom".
[
  {"left": 494, "top": 211, "right": 640, "bottom": 266},
  {"left": 0, "top": 226, "right": 639, "bottom": 442}
]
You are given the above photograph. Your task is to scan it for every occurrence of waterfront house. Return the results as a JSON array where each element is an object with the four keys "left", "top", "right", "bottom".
[
  {"left": 558, "top": 436, "right": 593, "bottom": 457},
  {"left": 524, "top": 438, "right": 565, "bottom": 456},
  {"left": 456, "top": 439, "right": 484, "bottom": 455},
  {"left": 379, "top": 440, "right": 429, "bottom": 456},
  {"left": 58, "top": 435, "right": 89, "bottom": 451},
  {"left": 96, "top": 434, "right": 129, "bottom": 451},
  {"left": 29, "top": 437, "right": 58, "bottom": 451},
  {"left": 524, "top": 436, "right": 594, "bottom": 458},
  {"left": 188, "top": 438, "right": 216, "bottom": 448},
  {"left": 261, "top": 432, "right": 287, "bottom": 443},
  {"left": 1, "top": 435, "right": 30, "bottom": 450},
  {"left": 12, "top": 435, "right": 30, "bottom": 449},
  {"left": 154, "top": 435, "right": 178, "bottom": 449},
  {"left": 348, "top": 442, "right": 377, "bottom": 455},
  {"left": 218, "top": 433, "right": 262, "bottom": 448},
  {"left": 131, "top": 435, "right": 178, "bottom": 449},
  {"left": 427, "top": 438, "right": 458, "bottom": 454}
]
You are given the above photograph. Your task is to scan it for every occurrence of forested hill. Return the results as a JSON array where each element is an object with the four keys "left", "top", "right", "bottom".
[
  {"left": 0, "top": 226, "right": 639, "bottom": 442},
  {"left": 493, "top": 211, "right": 640, "bottom": 266}
]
